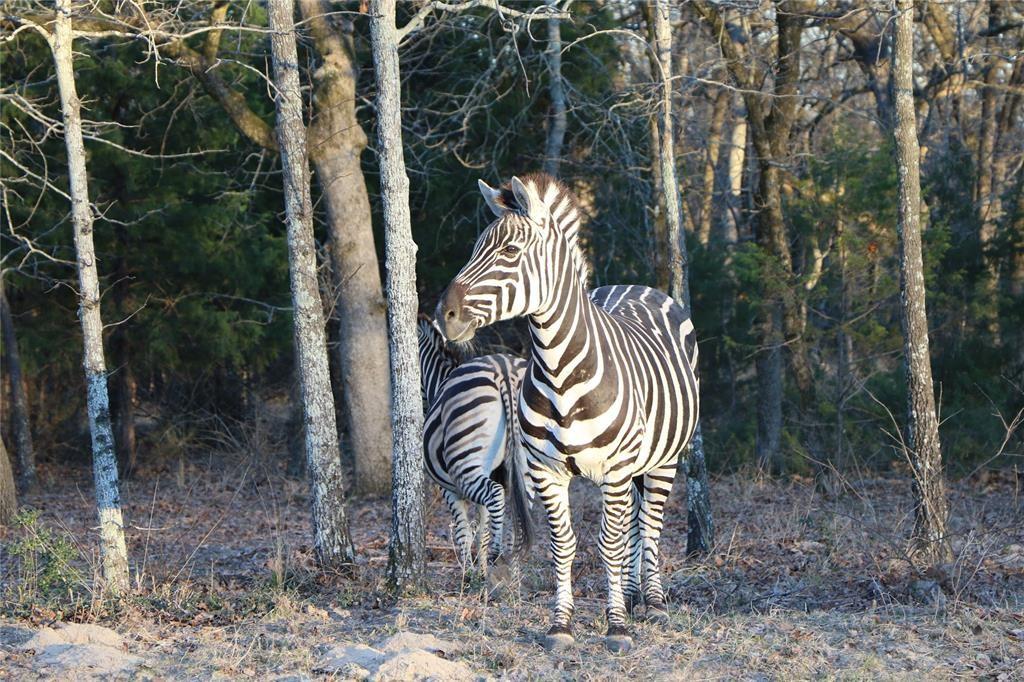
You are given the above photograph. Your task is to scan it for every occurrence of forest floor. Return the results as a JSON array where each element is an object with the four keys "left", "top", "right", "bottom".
[{"left": 1, "top": 450, "right": 1022, "bottom": 680}]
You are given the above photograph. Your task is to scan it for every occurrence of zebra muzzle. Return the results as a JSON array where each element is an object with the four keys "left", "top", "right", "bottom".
[{"left": 435, "top": 281, "right": 476, "bottom": 342}]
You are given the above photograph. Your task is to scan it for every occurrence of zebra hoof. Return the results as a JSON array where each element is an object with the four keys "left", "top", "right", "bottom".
[
  {"left": 605, "top": 625, "right": 633, "bottom": 654},
  {"left": 542, "top": 626, "right": 575, "bottom": 652},
  {"left": 645, "top": 604, "right": 670, "bottom": 625}
]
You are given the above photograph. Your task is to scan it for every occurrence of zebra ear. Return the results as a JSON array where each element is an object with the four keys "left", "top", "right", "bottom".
[
  {"left": 510, "top": 176, "right": 546, "bottom": 226},
  {"left": 478, "top": 179, "right": 508, "bottom": 218}
]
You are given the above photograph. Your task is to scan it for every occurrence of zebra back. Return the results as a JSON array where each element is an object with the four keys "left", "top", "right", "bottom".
[{"left": 418, "top": 316, "right": 462, "bottom": 405}]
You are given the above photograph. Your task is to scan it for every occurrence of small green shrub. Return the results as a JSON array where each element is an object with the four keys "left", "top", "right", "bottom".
[{"left": 4, "top": 509, "right": 87, "bottom": 606}]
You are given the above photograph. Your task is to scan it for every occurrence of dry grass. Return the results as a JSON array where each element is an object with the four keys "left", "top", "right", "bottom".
[{"left": 1, "top": 452, "right": 1022, "bottom": 680}]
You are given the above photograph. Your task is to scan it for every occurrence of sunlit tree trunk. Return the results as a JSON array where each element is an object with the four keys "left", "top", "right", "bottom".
[
  {"left": 892, "top": 0, "right": 950, "bottom": 566},
  {"left": 543, "top": 0, "right": 567, "bottom": 177},
  {"left": 652, "top": 0, "right": 713, "bottom": 555},
  {"left": 268, "top": 0, "right": 355, "bottom": 570},
  {"left": 697, "top": 89, "right": 729, "bottom": 246},
  {"left": 49, "top": 0, "right": 130, "bottom": 593},
  {"left": 298, "top": 0, "right": 394, "bottom": 497},
  {"left": 370, "top": 0, "right": 428, "bottom": 591},
  {"left": 0, "top": 437, "right": 17, "bottom": 526},
  {"left": 721, "top": 102, "right": 745, "bottom": 244},
  {"left": 0, "top": 280, "right": 35, "bottom": 490}
]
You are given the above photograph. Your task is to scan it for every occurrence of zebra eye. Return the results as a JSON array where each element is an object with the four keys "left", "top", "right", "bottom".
[{"left": 501, "top": 244, "right": 521, "bottom": 257}]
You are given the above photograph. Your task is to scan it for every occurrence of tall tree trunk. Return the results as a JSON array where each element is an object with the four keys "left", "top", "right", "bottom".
[
  {"left": 652, "top": 0, "right": 713, "bottom": 555},
  {"left": 0, "top": 280, "right": 36, "bottom": 490},
  {"left": 49, "top": 0, "right": 130, "bottom": 593},
  {"left": 268, "top": 0, "right": 355, "bottom": 570},
  {"left": 756, "top": 306, "right": 784, "bottom": 475},
  {"left": 721, "top": 102, "right": 746, "bottom": 244},
  {"left": 371, "top": 0, "right": 428, "bottom": 592},
  {"left": 543, "top": 0, "right": 567, "bottom": 177},
  {"left": 892, "top": 0, "right": 950, "bottom": 566},
  {"left": 298, "top": 0, "right": 394, "bottom": 497},
  {"left": 697, "top": 88, "right": 729, "bottom": 246},
  {"left": 0, "top": 437, "right": 17, "bottom": 526}
]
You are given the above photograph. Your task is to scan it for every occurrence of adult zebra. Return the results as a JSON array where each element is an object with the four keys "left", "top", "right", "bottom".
[
  {"left": 418, "top": 319, "right": 532, "bottom": 570},
  {"left": 436, "top": 173, "right": 700, "bottom": 653}
]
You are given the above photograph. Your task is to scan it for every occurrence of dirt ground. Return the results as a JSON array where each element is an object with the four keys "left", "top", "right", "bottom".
[{"left": 1, "top": 453, "right": 1022, "bottom": 680}]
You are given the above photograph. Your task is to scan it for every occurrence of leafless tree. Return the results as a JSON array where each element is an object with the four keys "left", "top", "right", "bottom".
[
  {"left": 48, "top": 0, "right": 130, "bottom": 594},
  {"left": 371, "top": 0, "right": 428, "bottom": 591},
  {"left": 650, "top": 0, "right": 713, "bottom": 555},
  {"left": 267, "top": 0, "right": 355, "bottom": 570},
  {"left": 891, "top": 0, "right": 950, "bottom": 566}
]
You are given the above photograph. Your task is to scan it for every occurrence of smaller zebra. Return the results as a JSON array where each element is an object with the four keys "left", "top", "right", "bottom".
[{"left": 418, "top": 319, "right": 533, "bottom": 569}]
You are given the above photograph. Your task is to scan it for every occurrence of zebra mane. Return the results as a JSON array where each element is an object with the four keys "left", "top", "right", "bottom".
[{"left": 498, "top": 172, "right": 591, "bottom": 288}]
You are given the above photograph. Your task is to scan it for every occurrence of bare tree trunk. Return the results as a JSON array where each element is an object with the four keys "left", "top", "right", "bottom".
[
  {"left": 0, "top": 437, "right": 17, "bottom": 526},
  {"left": 652, "top": 0, "right": 687, "bottom": 306},
  {"left": 892, "top": 0, "right": 950, "bottom": 566},
  {"left": 297, "top": 0, "right": 394, "bottom": 498},
  {"left": 0, "top": 280, "right": 36, "bottom": 490},
  {"left": 370, "top": 0, "right": 428, "bottom": 592},
  {"left": 543, "top": 0, "right": 567, "bottom": 177},
  {"left": 49, "top": 0, "right": 129, "bottom": 594},
  {"left": 652, "top": 0, "right": 713, "bottom": 555},
  {"left": 721, "top": 102, "right": 745, "bottom": 244},
  {"left": 268, "top": 0, "right": 355, "bottom": 570},
  {"left": 976, "top": 1, "right": 1004, "bottom": 248},
  {"left": 697, "top": 88, "right": 729, "bottom": 246},
  {"left": 756, "top": 306, "right": 784, "bottom": 475}
]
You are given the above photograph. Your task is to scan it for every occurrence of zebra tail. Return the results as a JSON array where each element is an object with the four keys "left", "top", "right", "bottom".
[{"left": 504, "top": 384, "right": 534, "bottom": 556}]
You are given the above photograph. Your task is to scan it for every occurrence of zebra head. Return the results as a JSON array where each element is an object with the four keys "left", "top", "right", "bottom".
[{"left": 436, "top": 173, "right": 588, "bottom": 342}]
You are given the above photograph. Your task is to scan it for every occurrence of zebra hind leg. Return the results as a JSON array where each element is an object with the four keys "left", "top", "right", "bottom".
[
  {"left": 534, "top": 470, "right": 576, "bottom": 651},
  {"left": 622, "top": 479, "right": 644, "bottom": 616},
  {"left": 475, "top": 506, "right": 491, "bottom": 576},
  {"left": 457, "top": 473, "right": 506, "bottom": 566},
  {"left": 600, "top": 477, "right": 634, "bottom": 653},
  {"left": 640, "top": 462, "right": 677, "bottom": 624},
  {"left": 443, "top": 490, "right": 474, "bottom": 573}
]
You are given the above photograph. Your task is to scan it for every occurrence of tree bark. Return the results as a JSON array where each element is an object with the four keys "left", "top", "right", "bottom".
[
  {"left": 267, "top": 0, "right": 355, "bottom": 570},
  {"left": 0, "top": 437, "right": 17, "bottom": 526},
  {"left": 298, "top": 0, "right": 394, "bottom": 497},
  {"left": 697, "top": 88, "right": 729, "bottom": 246},
  {"left": 756, "top": 307, "right": 784, "bottom": 475},
  {"left": 543, "top": 0, "right": 567, "bottom": 177},
  {"left": 49, "top": 0, "right": 130, "bottom": 594},
  {"left": 892, "top": 0, "right": 950, "bottom": 566},
  {"left": 722, "top": 101, "right": 746, "bottom": 244},
  {"left": 652, "top": 0, "right": 713, "bottom": 556},
  {"left": 371, "top": 0, "right": 428, "bottom": 592},
  {"left": 0, "top": 280, "right": 36, "bottom": 490}
]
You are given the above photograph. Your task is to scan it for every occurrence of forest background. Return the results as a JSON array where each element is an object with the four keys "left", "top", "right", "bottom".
[{"left": 0, "top": 0, "right": 1022, "bottom": 677}]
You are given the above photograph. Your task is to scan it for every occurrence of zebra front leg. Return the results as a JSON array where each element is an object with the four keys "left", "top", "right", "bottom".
[
  {"left": 600, "top": 477, "right": 634, "bottom": 653},
  {"left": 443, "top": 490, "right": 474, "bottom": 570},
  {"left": 534, "top": 470, "right": 576, "bottom": 651},
  {"left": 622, "top": 479, "right": 643, "bottom": 616},
  {"left": 640, "top": 462, "right": 677, "bottom": 622}
]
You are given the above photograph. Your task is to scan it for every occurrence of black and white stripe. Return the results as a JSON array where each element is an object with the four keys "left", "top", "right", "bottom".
[
  {"left": 436, "top": 173, "right": 700, "bottom": 652},
  {"left": 417, "top": 319, "right": 532, "bottom": 570}
]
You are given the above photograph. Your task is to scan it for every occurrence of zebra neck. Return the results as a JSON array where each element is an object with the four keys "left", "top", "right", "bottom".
[{"left": 527, "top": 266, "right": 599, "bottom": 377}]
